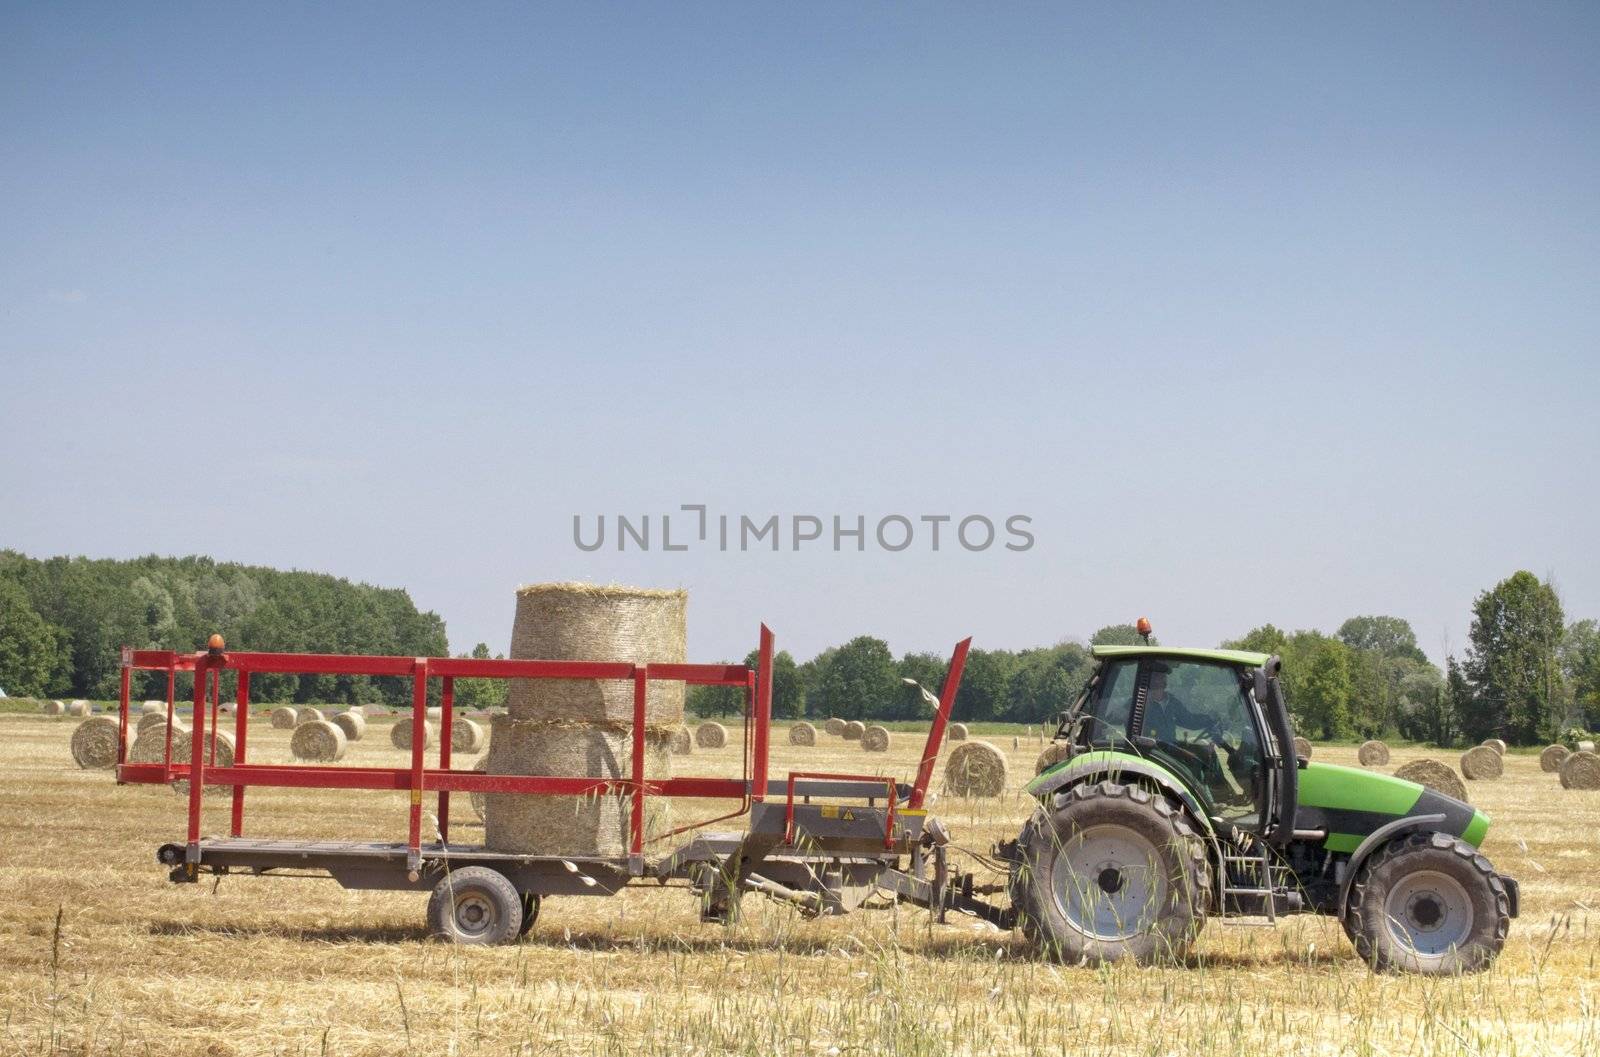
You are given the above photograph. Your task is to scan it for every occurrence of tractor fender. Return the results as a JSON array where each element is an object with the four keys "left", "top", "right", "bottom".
[
  {"left": 1029, "top": 756, "right": 1214, "bottom": 835},
  {"left": 1335, "top": 812, "right": 1447, "bottom": 920}
]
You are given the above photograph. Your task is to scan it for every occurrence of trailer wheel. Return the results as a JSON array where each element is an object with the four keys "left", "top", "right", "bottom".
[
  {"left": 1345, "top": 831, "right": 1508, "bottom": 974},
  {"left": 519, "top": 892, "right": 541, "bottom": 936},
  {"left": 1010, "top": 781, "right": 1209, "bottom": 965},
  {"left": 427, "top": 867, "right": 523, "bottom": 945}
]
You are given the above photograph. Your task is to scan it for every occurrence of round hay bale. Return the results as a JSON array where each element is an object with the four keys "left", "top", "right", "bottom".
[
  {"left": 452, "top": 718, "right": 487, "bottom": 754},
  {"left": 71, "top": 716, "right": 120, "bottom": 769},
  {"left": 332, "top": 710, "right": 367, "bottom": 742},
  {"left": 861, "top": 725, "right": 891, "bottom": 752},
  {"left": 1357, "top": 740, "right": 1390, "bottom": 767},
  {"left": 390, "top": 717, "right": 437, "bottom": 751},
  {"left": 945, "top": 740, "right": 1008, "bottom": 797},
  {"left": 137, "top": 710, "right": 173, "bottom": 735},
  {"left": 169, "top": 729, "right": 237, "bottom": 795},
  {"left": 469, "top": 757, "right": 488, "bottom": 821},
  {"left": 695, "top": 721, "right": 728, "bottom": 749},
  {"left": 269, "top": 706, "right": 298, "bottom": 729},
  {"left": 218, "top": 701, "right": 236, "bottom": 715},
  {"left": 41, "top": 700, "right": 65, "bottom": 716},
  {"left": 1460, "top": 744, "right": 1503, "bottom": 781},
  {"left": 1579, "top": 740, "right": 1597, "bottom": 755},
  {"left": 66, "top": 700, "right": 91, "bottom": 717},
  {"left": 482, "top": 715, "right": 674, "bottom": 856},
  {"left": 345, "top": 705, "right": 366, "bottom": 718},
  {"left": 788, "top": 721, "right": 817, "bottom": 746},
  {"left": 126, "top": 726, "right": 177, "bottom": 764},
  {"left": 1035, "top": 741, "right": 1073, "bottom": 776},
  {"left": 947, "top": 722, "right": 969, "bottom": 742},
  {"left": 824, "top": 717, "right": 846, "bottom": 737},
  {"left": 1559, "top": 750, "right": 1600, "bottom": 790},
  {"left": 426, "top": 707, "right": 442, "bottom": 722},
  {"left": 1393, "top": 758, "right": 1469, "bottom": 803},
  {"left": 295, "top": 707, "right": 326, "bottom": 725},
  {"left": 1539, "top": 744, "right": 1571, "bottom": 773},
  {"left": 140, "top": 700, "right": 164, "bottom": 715},
  {"left": 1481, "top": 738, "right": 1507, "bottom": 755},
  {"left": 669, "top": 725, "right": 693, "bottom": 755},
  {"left": 1293, "top": 736, "right": 1312, "bottom": 759},
  {"left": 506, "top": 583, "right": 688, "bottom": 725},
  {"left": 842, "top": 721, "right": 866, "bottom": 741},
  {"left": 291, "top": 719, "right": 348, "bottom": 762}
]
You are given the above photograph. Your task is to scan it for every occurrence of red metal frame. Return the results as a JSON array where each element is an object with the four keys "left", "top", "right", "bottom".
[
  {"left": 115, "top": 626, "right": 973, "bottom": 864},
  {"left": 783, "top": 771, "right": 898, "bottom": 849}
]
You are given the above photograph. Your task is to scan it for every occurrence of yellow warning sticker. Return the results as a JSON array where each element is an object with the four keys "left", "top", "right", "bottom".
[{"left": 410, "top": 789, "right": 423, "bottom": 806}]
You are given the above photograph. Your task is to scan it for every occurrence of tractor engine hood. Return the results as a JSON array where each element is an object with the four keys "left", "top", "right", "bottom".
[{"left": 1296, "top": 762, "right": 1490, "bottom": 854}]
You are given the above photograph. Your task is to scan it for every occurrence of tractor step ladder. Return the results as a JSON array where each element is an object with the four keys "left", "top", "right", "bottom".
[{"left": 1219, "top": 841, "right": 1280, "bottom": 927}]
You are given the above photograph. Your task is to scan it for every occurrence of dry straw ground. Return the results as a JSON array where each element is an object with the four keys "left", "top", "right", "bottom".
[{"left": 3, "top": 714, "right": 1599, "bottom": 1056}]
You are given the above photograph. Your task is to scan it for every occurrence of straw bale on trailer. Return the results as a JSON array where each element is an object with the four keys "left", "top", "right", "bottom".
[
  {"left": 66, "top": 700, "right": 91, "bottom": 717},
  {"left": 695, "top": 722, "right": 728, "bottom": 749},
  {"left": 1357, "top": 740, "right": 1390, "bottom": 766},
  {"left": 789, "top": 721, "right": 817, "bottom": 747},
  {"left": 483, "top": 716, "right": 673, "bottom": 856},
  {"left": 1480, "top": 738, "right": 1507, "bottom": 755},
  {"left": 452, "top": 718, "right": 487, "bottom": 753},
  {"left": 842, "top": 721, "right": 865, "bottom": 741},
  {"left": 296, "top": 707, "right": 326, "bottom": 725},
  {"left": 824, "top": 718, "right": 846, "bottom": 737},
  {"left": 1540, "top": 744, "right": 1571, "bottom": 773},
  {"left": 505, "top": 583, "right": 688, "bottom": 725},
  {"left": 1460, "top": 745, "right": 1503, "bottom": 781},
  {"left": 1293, "top": 736, "right": 1313, "bottom": 759},
  {"left": 269, "top": 706, "right": 298, "bottom": 729},
  {"left": 1393, "top": 759, "right": 1469, "bottom": 803},
  {"left": 291, "top": 720, "right": 347, "bottom": 762},
  {"left": 41, "top": 700, "right": 65, "bottom": 716},
  {"left": 947, "top": 723, "right": 968, "bottom": 742},
  {"left": 332, "top": 711, "right": 366, "bottom": 742},
  {"left": 71, "top": 716, "right": 120, "bottom": 769},
  {"left": 945, "top": 740, "right": 1008, "bottom": 797},
  {"left": 1559, "top": 751, "right": 1600, "bottom": 790},
  {"left": 670, "top": 725, "right": 693, "bottom": 755},
  {"left": 861, "top": 725, "right": 891, "bottom": 752},
  {"left": 390, "top": 717, "right": 436, "bottom": 751}
]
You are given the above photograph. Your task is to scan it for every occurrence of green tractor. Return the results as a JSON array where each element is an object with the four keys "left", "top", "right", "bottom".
[{"left": 1004, "top": 641, "right": 1518, "bottom": 973}]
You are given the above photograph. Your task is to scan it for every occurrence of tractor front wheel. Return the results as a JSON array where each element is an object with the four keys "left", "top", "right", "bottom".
[
  {"left": 1345, "top": 831, "right": 1509, "bottom": 974},
  {"left": 1011, "top": 781, "right": 1210, "bottom": 965}
]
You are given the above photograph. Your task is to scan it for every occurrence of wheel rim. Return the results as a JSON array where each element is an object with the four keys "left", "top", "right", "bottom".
[
  {"left": 452, "top": 890, "right": 498, "bottom": 939},
  {"left": 1383, "top": 869, "right": 1474, "bottom": 957},
  {"left": 1050, "top": 824, "right": 1166, "bottom": 941}
]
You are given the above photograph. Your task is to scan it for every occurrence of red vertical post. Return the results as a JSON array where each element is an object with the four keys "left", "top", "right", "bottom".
[
  {"left": 406, "top": 661, "right": 428, "bottom": 863},
  {"left": 117, "top": 649, "right": 132, "bottom": 766},
  {"left": 630, "top": 668, "right": 648, "bottom": 856},
  {"left": 438, "top": 675, "right": 454, "bottom": 843},
  {"left": 186, "top": 654, "right": 210, "bottom": 859},
  {"left": 908, "top": 637, "right": 972, "bottom": 811},
  {"left": 750, "top": 625, "right": 774, "bottom": 803},
  {"left": 232, "top": 670, "right": 250, "bottom": 837}
]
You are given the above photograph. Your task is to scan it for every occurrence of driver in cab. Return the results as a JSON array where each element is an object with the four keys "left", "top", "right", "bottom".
[{"left": 1144, "top": 664, "right": 1254, "bottom": 810}]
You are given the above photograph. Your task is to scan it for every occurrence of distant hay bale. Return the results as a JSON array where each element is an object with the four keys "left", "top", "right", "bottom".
[
  {"left": 506, "top": 582, "right": 688, "bottom": 726},
  {"left": 842, "top": 721, "right": 866, "bottom": 741},
  {"left": 824, "top": 717, "right": 846, "bottom": 737},
  {"left": 169, "top": 729, "right": 237, "bottom": 795},
  {"left": 291, "top": 719, "right": 348, "bottom": 762},
  {"left": 345, "top": 705, "right": 366, "bottom": 718},
  {"left": 669, "top": 725, "right": 693, "bottom": 755},
  {"left": 390, "top": 717, "right": 437, "bottom": 751},
  {"left": 945, "top": 740, "right": 1009, "bottom": 797},
  {"left": 1481, "top": 738, "right": 1507, "bottom": 755},
  {"left": 71, "top": 716, "right": 120, "bottom": 769},
  {"left": 1540, "top": 744, "right": 1571, "bottom": 773},
  {"left": 296, "top": 707, "right": 326, "bottom": 725},
  {"left": 1394, "top": 759, "right": 1469, "bottom": 803},
  {"left": 1357, "top": 740, "right": 1390, "bottom": 766},
  {"left": 451, "top": 718, "right": 487, "bottom": 753},
  {"left": 1579, "top": 740, "right": 1597, "bottom": 755},
  {"left": 269, "top": 706, "right": 298, "bottom": 729},
  {"left": 66, "top": 700, "right": 91, "bottom": 717},
  {"left": 483, "top": 715, "right": 673, "bottom": 856},
  {"left": 1035, "top": 741, "right": 1073, "bottom": 776},
  {"left": 1558, "top": 751, "right": 1600, "bottom": 790},
  {"left": 789, "top": 721, "right": 817, "bottom": 746},
  {"left": 332, "top": 711, "right": 367, "bottom": 742},
  {"left": 1460, "top": 745, "right": 1503, "bottom": 781},
  {"left": 41, "top": 700, "right": 65, "bottom": 716},
  {"left": 218, "top": 701, "right": 236, "bottom": 715},
  {"left": 695, "top": 721, "right": 728, "bottom": 749},
  {"left": 861, "top": 725, "right": 891, "bottom": 752},
  {"left": 948, "top": 722, "right": 969, "bottom": 742},
  {"left": 141, "top": 700, "right": 164, "bottom": 715},
  {"left": 427, "top": 707, "right": 442, "bottom": 722},
  {"left": 1293, "top": 736, "right": 1312, "bottom": 759}
]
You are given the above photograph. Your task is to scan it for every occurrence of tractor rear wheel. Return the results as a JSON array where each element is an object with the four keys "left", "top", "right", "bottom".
[
  {"left": 1011, "top": 781, "right": 1210, "bottom": 965},
  {"left": 1345, "top": 831, "right": 1509, "bottom": 974},
  {"left": 427, "top": 866, "right": 523, "bottom": 945}
]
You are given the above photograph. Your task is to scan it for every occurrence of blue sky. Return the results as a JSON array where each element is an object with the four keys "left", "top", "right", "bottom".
[{"left": 2, "top": 3, "right": 1596, "bottom": 664}]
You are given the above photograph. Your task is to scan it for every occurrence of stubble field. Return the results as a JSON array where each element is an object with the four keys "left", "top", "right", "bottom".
[{"left": 2, "top": 714, "right": 1598, "bottom": 1056}]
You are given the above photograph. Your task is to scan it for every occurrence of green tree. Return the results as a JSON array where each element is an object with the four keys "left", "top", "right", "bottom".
[
  {"left": 810, "top": 636, "right": 898, "bottom": 720},
  {"left": 452, "top": 643, "right": 508, "bottom": 711},
  {"left": 1091, "top": 623, "right": 1157, "bottom": 647},
  {"left": 1285, "top": 632, "right": 1355, "bottom": 739},
  {"left": 1336, "top": 616, "right": 1429, "bottom": 663},
  {"left": 1561, "top": 620, "right": 1600, "bottom": 731},
  {"left": 1461, "top": 571, "right": 1566, "bottom": 743},
  {"left": 0, "top": 579, "right": 67, "bottom": 696}
]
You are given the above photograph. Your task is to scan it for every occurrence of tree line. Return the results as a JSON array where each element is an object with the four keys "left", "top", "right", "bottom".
[{"left": 1, "top": 551, "right": 1594, "bottom": 745}]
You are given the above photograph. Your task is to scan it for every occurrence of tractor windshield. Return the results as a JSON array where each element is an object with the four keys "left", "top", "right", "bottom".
[{"left": 1140, "top": 660, "right": 1265, "bottom": 829}]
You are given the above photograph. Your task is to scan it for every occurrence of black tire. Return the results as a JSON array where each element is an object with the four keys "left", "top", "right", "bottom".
[
  {"left": 1010, "top": 781, "right": 1211, "bottom": 965},
  {"left": 426, "top": 866, "right": 523, "bottom": 945},
  {"left": 519, "top": 892, "right": 541, "bottom": 936},
  {"left": 1345, "top": 831, "right": 1509, "bottom": 974}
]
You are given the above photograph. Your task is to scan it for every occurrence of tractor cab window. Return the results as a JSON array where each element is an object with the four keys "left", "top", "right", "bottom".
[
  {"left": 1140, "top": 661, "right": 1264, "bottom": 828},
  {"left": 1081, "top": 659, "right": 1138, "bottom": 746}
]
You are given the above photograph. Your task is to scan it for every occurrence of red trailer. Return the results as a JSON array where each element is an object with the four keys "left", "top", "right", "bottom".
[{"left": 115, "top": 627, "right": 997, "bottom": 943}]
